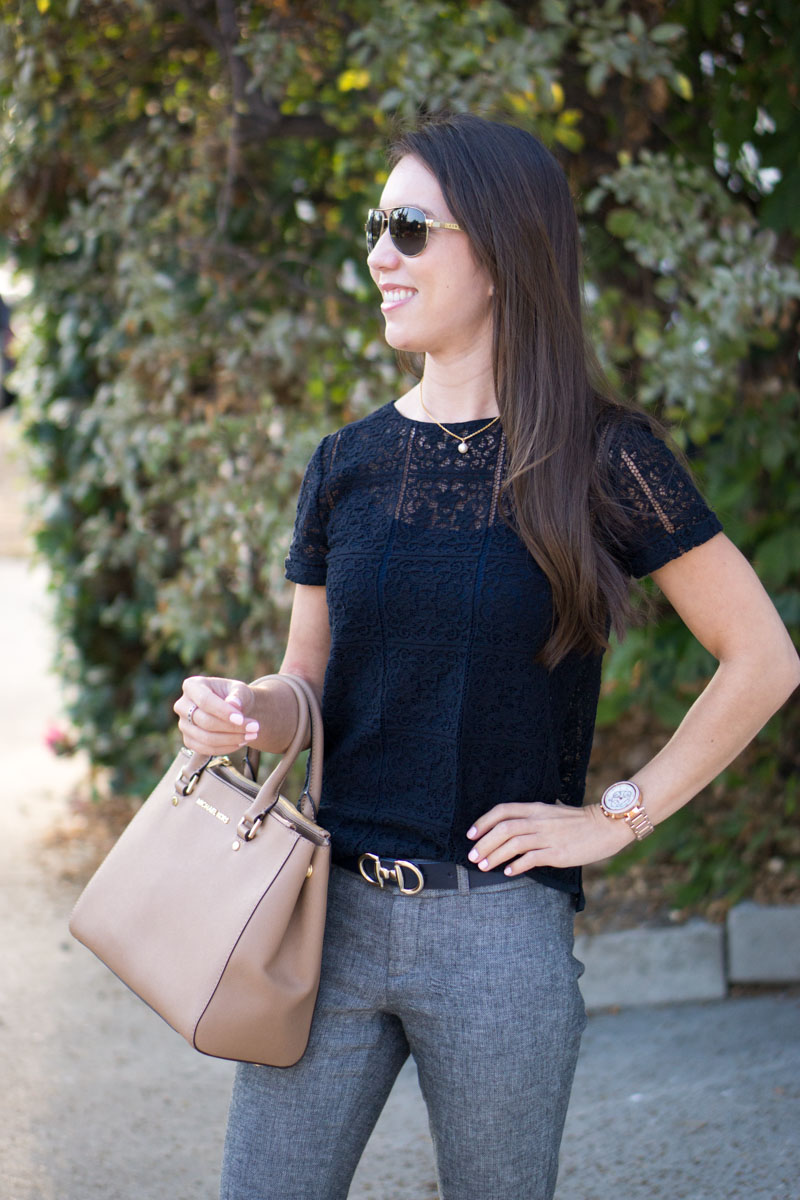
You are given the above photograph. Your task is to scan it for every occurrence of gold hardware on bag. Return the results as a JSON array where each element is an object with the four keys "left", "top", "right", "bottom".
[
  {"left": 358, "top": 853, "right": 424, "bottom": 896},
  {"left": 231, "top": 841, "right": 240, "bottom": 852},
  {"left": 176, "top": 768, "right": 201, "bottom": 796},
  {"left": 239, "top": 813, "right": 264, "bottom": 842},
  {"left": 171, "top": 796, "right": 179, "bottom": 807},
  {"left": 306, "top": 865, "right": 313, "bottom": 878}
]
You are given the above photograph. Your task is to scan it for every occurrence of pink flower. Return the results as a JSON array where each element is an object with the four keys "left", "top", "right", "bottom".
[{"left": 44, "top": 724, "right": 76, "bottom": 756}]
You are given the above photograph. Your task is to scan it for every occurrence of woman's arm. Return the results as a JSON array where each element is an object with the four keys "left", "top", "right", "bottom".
[
  {"left": 467, "top": 533, "right": 800, "bottom": 874},
  {"left": 174, "top": 583, "right": 330, "bottom": 757}
]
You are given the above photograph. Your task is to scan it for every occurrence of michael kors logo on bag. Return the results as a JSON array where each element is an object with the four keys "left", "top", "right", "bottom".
[{"left": 195, "top": 797, "right": 231, "bottom": 825}]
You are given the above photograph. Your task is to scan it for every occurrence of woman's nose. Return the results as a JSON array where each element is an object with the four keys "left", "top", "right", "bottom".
[{"left": 367, "top": 230, "right": 402, "bottom": 273}]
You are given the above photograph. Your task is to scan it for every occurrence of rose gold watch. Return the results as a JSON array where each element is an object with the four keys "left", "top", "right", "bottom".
[{"left": 600, "top": 781, "right": 654, "bottom": 841}]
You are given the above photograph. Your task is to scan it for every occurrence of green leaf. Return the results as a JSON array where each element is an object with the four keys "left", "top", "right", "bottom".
[
  {"left": 586, "top": 60, "right": 609, "bottom": 96},
  {"left": 605, "top": 207, "right": 638, "bottom": 237},
  {"left": 650, "top": 23, "right": 686, "bottom": 44},
  {"left": 628, "top": 13, "right": 646, "bottom": 40}
]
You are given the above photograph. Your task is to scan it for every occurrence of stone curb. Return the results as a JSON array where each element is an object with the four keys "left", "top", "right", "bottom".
[
  {"left": 576, "top": 902, "right": 800, "bottom": 1011},
  {"left": 727, "top": 901, "right": 800, "bottom": 984}
]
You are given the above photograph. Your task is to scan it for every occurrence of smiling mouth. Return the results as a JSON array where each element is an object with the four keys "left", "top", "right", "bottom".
[{"left": 381, "top": 288, "right": 416, "bottom": 309}]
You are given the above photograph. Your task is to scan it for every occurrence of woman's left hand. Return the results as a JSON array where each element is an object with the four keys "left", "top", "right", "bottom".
[{"left": 466, "top": 801, "right": 633, "bottom": 875}]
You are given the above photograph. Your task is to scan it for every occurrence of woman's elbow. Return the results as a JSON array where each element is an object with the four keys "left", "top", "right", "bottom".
[
  {"left": 719, "top": 623, "right": 800, "bottom": 714},
  {"left": 753, "top": 626, "right": 800, "bottom": 710},
  {"left": 777, "top": 640, "right": 800, "bottom": 702}
]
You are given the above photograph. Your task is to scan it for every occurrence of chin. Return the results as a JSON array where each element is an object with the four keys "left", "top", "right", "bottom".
[
  {"left": 385, "top": 336, "right": 422, "bottom": 354},
  {"left": 382, "top": 323, "right": 426, "bottom": 355}
]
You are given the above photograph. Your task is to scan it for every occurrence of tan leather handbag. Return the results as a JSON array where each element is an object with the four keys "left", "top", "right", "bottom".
[{"left": 69, "top": 673, "right": 330, "bottom": 1067}]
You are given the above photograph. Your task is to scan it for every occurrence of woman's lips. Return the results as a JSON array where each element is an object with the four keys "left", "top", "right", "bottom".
[{"left": 380, "top": 287, "right": 417, "bottom": 312}]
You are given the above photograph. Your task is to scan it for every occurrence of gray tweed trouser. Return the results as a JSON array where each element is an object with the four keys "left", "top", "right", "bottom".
[{"left": 220, "top": 864, "right": 586, "bottom": 1200}]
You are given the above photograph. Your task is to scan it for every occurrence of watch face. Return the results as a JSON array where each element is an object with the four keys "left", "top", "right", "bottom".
[{"left": 603, "top": 782, "right": 639, "bottom": 814}]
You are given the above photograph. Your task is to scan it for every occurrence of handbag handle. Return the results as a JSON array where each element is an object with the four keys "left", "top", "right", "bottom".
[
  {"left": 243, "top": 675, "right": 319, "bottom": 793},
  {"left": 235, "top": 673, "right": 320, "bottom": 839},
  {"left": 245, "top": 673, "right": 323, "bottom": 823},
  {"left": 178, "top": 673, "right": 323, "bottom": 836}
]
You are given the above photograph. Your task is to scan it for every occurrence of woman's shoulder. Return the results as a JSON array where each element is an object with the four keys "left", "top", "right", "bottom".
[
  {"left": 593, "top": 403, "right": 695, "bottom": 498},
  {"left": 338, "top": 398, "right": 398, "bottom": 436},
  {"left": 318, "top": 399, "right": 397, "bottom": 451},
  {"left": 307, "top": 401, "right": 400, "bottom": 478},
  {"left": 594, "top": 402, "right": 664, "bottom": 464}
]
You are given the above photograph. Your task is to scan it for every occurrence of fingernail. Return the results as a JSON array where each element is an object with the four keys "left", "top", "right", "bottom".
[
  {"left": 245, "top": 722, "right": 259, "bottom": 734},
  {"left": 468, "top": 848, "right": 479, "bottom": 862},
  {"left": 466, "top": 826, "right": 477, "bottom": 838},
  {"left": 229, "top": 712, "right": 244, "bottom": 726},
  {"left": 244, "top": 731, "right": 257, "bottom": 741},
  {"left": 225, "top": 694, "right": 242, "bottom": 708},
  {"left": 478, "top": 859, "right": 489, "bottom": 871},
  {"left": 504, "top": 866, "right": 513, "bottom": 876}
]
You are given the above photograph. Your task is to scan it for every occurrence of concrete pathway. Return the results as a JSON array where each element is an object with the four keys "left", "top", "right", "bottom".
[{"left": 1, "top": 410, "right": 799, "bottom": 1199}]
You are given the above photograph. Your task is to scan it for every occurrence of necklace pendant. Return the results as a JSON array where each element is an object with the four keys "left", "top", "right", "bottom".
[{"left": 457, "top": 441, "right": 468, "bottom": 454}]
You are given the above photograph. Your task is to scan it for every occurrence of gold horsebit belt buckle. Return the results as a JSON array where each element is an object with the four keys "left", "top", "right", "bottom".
[{"left": 357, "top": 853, "right": 425, "bottom": 896}]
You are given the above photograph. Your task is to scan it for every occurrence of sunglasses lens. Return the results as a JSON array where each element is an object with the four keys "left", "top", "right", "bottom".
[
  {"left": 365, "top": 210, "right": 384, "bottom": 253},
  {"left": 389, "top": 207, "right": 427, "bottom": 256}
]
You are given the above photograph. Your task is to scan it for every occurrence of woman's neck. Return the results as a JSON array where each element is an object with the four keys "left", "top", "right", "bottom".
[{"left": 400, "top": 356, "right": 499, "bottom": 424}]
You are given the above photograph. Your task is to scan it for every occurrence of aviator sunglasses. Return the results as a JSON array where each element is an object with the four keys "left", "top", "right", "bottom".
[{"left": 365, "top": 206, "right": 463, "bottom": 257}]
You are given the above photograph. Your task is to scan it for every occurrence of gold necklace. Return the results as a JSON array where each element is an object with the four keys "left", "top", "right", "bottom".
[{"left": 418, "top": 381, "right": 500, "bottom": 454}]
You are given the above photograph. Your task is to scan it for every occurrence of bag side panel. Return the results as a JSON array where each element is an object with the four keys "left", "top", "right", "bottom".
[{"left": 194, "top": 841, "right": 330, "bottom": 1066}]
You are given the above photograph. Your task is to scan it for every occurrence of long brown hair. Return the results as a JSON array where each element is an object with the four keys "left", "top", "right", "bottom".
[{"left": 390, "top": 113, "right": 642, "bottom": 669}]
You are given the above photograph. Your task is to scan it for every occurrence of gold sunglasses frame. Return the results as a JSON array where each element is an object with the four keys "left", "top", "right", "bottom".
[{"left": 365, "top": 207, "right": 463, "bottom": 256}]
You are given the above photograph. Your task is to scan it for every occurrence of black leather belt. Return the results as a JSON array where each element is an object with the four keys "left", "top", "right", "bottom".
[{"left": 336, "top": 853, "right": 506, "bottom": 895}]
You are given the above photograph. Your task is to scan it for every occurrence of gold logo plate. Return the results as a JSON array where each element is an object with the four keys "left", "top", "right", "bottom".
[{"left": 195, "top": 797, "right": 231, "bottom": 825}]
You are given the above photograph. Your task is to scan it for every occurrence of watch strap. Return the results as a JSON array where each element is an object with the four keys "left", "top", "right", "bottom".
[{"left": 626, "top": 805, "right": 654, "bottom": 841}]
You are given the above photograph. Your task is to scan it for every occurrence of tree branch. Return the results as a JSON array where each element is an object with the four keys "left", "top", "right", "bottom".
[
  {"left": 168, "top": 0, "right": 227, "bottom": 56},
  {"left": 214, "top": 0, "right": 244, "bottom": 235},
  {"left": 166, "top": 0, "right": 340, "bottom": 145},
  {"left": 177, "top": 236, "right": 367, "bottom": 308}
]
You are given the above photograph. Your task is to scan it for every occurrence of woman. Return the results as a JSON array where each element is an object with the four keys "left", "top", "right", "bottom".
[{"left": 175, "top": 114, "right": 799, "bottom": 1200}]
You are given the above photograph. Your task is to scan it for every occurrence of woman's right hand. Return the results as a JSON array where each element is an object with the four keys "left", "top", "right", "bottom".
[{"left": 173, "top": 676, "right": 260, "bottom": 756}]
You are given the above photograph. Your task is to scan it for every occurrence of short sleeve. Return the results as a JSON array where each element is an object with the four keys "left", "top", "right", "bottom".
[
  {"left": 284, "top": 437, "right": 331, "bottom": 585},
  {"left": 604, "top": 419, "right": 723, "bottom": 579}
]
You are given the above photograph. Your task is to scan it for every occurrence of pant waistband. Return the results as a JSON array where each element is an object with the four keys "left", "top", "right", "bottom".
[{"left": 335, "top": 853, "right": 506, "bottom": 895}]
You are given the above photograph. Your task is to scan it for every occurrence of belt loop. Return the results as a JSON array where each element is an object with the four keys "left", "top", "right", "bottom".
[{"left": 457, "top": 864, "right": 471, "bottom": 895}]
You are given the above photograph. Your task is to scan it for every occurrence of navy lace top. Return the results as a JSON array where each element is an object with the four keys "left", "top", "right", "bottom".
[{"left": 285, "top": 400, "right": 722, "bottom": 907}]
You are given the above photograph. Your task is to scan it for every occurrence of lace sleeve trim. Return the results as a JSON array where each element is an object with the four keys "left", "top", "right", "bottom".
[
  {"left": 602, "top": 415, "right": 723, "bottom": 578},
  {"left": 619, "top": 446, "right": 676, "bottom": 535}
]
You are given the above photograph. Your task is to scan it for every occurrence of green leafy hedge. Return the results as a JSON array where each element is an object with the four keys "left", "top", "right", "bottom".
[{"left": 2, "top": 1, "right": 798, "bottom": 903}]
